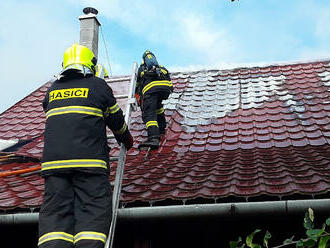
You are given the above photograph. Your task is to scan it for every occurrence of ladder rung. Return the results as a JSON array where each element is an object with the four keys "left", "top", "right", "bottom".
[
  {"left": 115, "top": 94, "right": 129, "bottom": 99},
  {"left": 127, "top": 98, "right": 136, "bottom": 104},
  {"left": 106, "top": 77, "right": 130, "bottom": 83}
]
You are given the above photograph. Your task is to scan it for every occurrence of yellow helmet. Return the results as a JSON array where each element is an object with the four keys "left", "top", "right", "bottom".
[
  {"left": 95, "top": 64, "right": 109, "bottom": 79},
  {"left": 62, "top": 44, "right": 97, "bottom": 73}
]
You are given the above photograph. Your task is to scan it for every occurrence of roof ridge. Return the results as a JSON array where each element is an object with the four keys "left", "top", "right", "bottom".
[
  {"left": 169, "top": 57, "right": 330, "bottom": 76},
  {"left": 63, "top": 58, "right": 330, "bottom": 80}
]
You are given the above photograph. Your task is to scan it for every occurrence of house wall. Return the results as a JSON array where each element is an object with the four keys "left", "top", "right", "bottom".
[
  {"left": 0, "top": 212, "right": 328, "bottom": 247},
  {"left": 0, "top": 223, "right": 38, "bottom": 247},
  {"left": 115, "top": 213, "right": 328, "bottom": 248}
]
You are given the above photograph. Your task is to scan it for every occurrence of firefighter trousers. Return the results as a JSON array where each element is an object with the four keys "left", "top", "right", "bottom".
[
  {"left": 38, "top": 172, "right": 112, "bottom": 248},
  {"left": 142, "top": 92, "right": 167, "bottom": 138}
]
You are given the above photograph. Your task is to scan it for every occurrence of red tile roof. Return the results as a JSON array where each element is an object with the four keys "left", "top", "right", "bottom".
[{"left": 0, "top": 60, "right": 330, "bottom": 210}]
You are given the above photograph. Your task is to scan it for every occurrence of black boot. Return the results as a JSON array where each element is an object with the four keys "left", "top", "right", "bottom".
[
  {"left": 138, "top": 136, "right": 160, "bottom": 150},
  {"left": 157, "top": 113, "right": 166, "bottom": 136}
]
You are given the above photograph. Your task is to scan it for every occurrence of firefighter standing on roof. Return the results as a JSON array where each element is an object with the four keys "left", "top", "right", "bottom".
[
  {"left": 38, "top": 44, "right": 133, "bottom": 248},
  {"left": 136, "top": 50, "right": 173, "bottom": 150}
]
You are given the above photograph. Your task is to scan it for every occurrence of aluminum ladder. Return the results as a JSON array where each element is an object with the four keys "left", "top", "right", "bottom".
[{"left": 105, "top": 62, "right": 138, "bottom": 248}]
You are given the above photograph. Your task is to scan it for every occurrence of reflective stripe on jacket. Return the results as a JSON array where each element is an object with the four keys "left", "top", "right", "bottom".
[
  {"left": 136, "top": 65, "right": 173, "bottom": 97},
  {"left": 42, "top": 75, "right": 129, "bottom": 176}
]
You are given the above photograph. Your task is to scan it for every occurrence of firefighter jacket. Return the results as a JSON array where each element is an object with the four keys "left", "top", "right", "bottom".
[
  {"left": 42, "top": 74, "right": 130, "bottom": 176},
  {"left": 136, "top": 64, "right": 173, "bottom": 99}
]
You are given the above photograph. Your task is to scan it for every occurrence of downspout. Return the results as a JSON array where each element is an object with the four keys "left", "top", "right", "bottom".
[{"left": 1, "top": 199, "right": 329, "bottom": 225}]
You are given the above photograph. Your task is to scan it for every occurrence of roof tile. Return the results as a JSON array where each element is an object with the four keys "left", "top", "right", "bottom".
[{"left": 1, "top": 60, "right": 330, "bottom": 209}]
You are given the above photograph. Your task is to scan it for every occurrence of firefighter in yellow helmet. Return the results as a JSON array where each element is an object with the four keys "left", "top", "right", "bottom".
[
  {"left": 95, "top": 64, "right": 109, "bottom": 79},
  {"left": 135, "top": 50, "right": 173, "bottom": 150},
  {"left": 60, "top": 43, "right": 97, "bottom": 76},
  {"left": 38, "top": 44, "right": 133, "bottom": 248}
]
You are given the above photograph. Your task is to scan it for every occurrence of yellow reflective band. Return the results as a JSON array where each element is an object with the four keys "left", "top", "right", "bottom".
[
  {"left": 42, "top": 159, "right": 107, "bottom": 171},
  {"left": 142, "top": 80, "right": 173, "bottom": 95},
  {"left": 104, "top": 103, "right": 120, "bottom": 118},
  {"left": 113, "top": 122, "right": 127, "bottom": 135},
  {"left": 160, "top": 69, "right": 167, "bottom": 74},
  {"left": 38, "top": 232, "right": 74, "bottom": 246},
  {"left": 156, "top": 108, "right": 164, "bottom": 114},
  {"left": 95, "top": 64, "right": 102, "bottom": 77},
  {"left": 74, "top": 231, "right": 107, "bottom": 244},
  {"left": 49, "top": 88, "right": 89, "bottom": 102},
  {"left": 46, "top": 106, "right": 103, "bottom": 119},
  {"left": 146, "top": 121, "right": 158, "bottom": 128},
  {"left": 108, "top": 103, "right": 120, "bottom": 114}
]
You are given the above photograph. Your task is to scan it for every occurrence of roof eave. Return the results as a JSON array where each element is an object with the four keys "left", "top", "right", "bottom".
[
  {"left": 1, "top": 199, "right": 329, "bottom": 225},
  {"left": 118, "top": 199, "right": 330, "bottom": 221}
]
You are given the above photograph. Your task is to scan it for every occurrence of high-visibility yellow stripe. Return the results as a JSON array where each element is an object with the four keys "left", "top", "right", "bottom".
[
  {"left": 109, "top": 103, "right": 120, "bottom": 114},
  {"left": 42, "top": 159, "right": 107, "bottom": 171},
  {"left": 156, "top": 108, "right": 164, "bottom": 114},
  {"left": 38, "top": 232, "right": 74, "bottom": 246},
  {"left": 39, "top": 231, "right": 74, "bottom": 240},
  {"left": 113, "top": 122, "right": 127, "bottom": 135},
  {"left": 142, "top": 80, "right": 173, "bottom": 95},
  {"left": 96, "top": 64, "right": 106, "bottom": 79},
  {"left": 74, "top": 231, "right": 107, "bottom": 244},
  {"left": 46, "top": 106, "right": 103, "bottom": 119},
  {"left": 104, "top": 103, "right": 120, "bottom": 117},
  {"left": 146, "top": 121, "right": 158, "bottom": 128}
]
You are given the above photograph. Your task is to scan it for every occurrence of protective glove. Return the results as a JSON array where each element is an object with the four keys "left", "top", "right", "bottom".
[{"left": 123, "top": 133, "right": 134, "bottom": 150}]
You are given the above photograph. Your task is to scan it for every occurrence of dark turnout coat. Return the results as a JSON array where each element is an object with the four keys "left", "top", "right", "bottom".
[
  {"left": 42, "top": 74, "right": 130, "bottom": 176},
  {"left": 136, "top": 64, "right": 173, "bottom": 99}
]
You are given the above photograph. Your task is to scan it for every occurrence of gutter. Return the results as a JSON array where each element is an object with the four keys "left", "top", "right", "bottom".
[
  {"left": 0, "top": 212, "right": 38, "bottom": 225},
  {"left": 1, "top": 199, "right": 329, "bottom": 225},
  {"left": 118, "top": 199, "right": 330, "bottom": 221}
]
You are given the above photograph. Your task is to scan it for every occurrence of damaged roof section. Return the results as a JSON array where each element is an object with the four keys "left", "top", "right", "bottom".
[{"left": 0, "top": 60, "right": 329, "bottom": 210}]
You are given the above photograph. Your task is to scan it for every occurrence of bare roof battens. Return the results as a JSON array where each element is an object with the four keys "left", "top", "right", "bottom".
[{"left": 79, "top": 7, "right": 101, "bottom": 58}]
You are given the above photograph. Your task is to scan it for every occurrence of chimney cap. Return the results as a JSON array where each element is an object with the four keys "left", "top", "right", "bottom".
[{"left": 83, "top": 7, "right": 98, "bottom": 15}]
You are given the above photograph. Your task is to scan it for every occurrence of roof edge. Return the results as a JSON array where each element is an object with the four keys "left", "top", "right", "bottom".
[
  {"left": 1, "top": 199, "right": 329, "bottom": 225},
  {"left": 169, "top": 57, "right": 330, "bottom": 76},
  {"left": 118, "top": 199, "right": 330, "bottom": 221},
  {"left": 0, "top": 78, "right": 54, "bottom": 116},
  {"left": 103, "top": 58, "right": 330, "bottom": 81}
]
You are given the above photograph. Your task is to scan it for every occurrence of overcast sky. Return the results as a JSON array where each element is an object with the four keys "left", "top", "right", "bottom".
[{"left": 1, "top": 0, "right": 330, "bottom": 113}]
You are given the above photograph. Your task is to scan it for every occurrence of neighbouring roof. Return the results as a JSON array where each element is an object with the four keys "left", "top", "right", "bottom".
[{"left": 0, "top": 60, "right": 330, "bottom": 211}]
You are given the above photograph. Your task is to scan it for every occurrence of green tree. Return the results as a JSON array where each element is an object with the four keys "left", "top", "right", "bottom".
[{"left": 230, "top": 208, "right": 330, "bottom": 248}]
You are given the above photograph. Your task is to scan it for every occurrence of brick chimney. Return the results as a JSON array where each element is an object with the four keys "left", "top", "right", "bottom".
[{"left": 79, "top": 7, "right": 101, "bottom": 58}]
